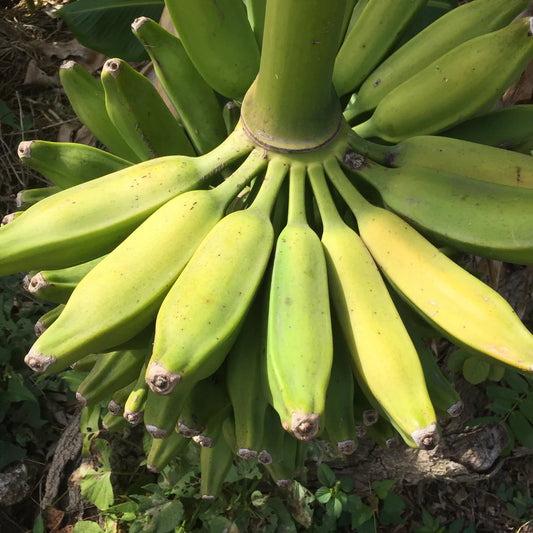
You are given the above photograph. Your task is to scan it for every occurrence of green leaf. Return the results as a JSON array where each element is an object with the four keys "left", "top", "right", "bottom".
[
  {"left": 144, "top": 500, "right": 184, "bottom": 533},
  {"left": 379, "top": 491, "right": 405, "bottom": 526},
  {"left": 326, "top": 497, "right": 343, "bottom": 519},
  {"left": 462, "top": 356, "right": 490, "bottom": 385},
  {"left": 317, "top": 463, "right": 336, "bottom": 488},
  {"left": 0, "top": 440, "right": 26, "bottom": 470},
  {"left": 508, "top": 411, "right": 533, "bottom": 448},
  {"left": 446, "top": 348, "right": 469, "bottom": 373},
  {"left": 55, "top": 0, "right": 165, "bottom": 62},
  {"left": 33, "top": 514, "right": 45, "bottom": 533},
  {"left": 315, "top": 486, "right": 332, "bottom": 504},
  {"left": 72, "top": 521, "right": 105, "bottom": 533},
  {"left": 371, "top": 479, "right": 396, "bottom": 500},
  {"left": 519, "top": 391, "right": 533, "bottom": 424},
  {"left": 339, "top": 475, "right": 354, "bottom": 493},
  {"left": 504, "top": 370, "right": 530, "bottom": 394},
  {"left": 79, "top": 470, "right": 115, "bottom": 510}
]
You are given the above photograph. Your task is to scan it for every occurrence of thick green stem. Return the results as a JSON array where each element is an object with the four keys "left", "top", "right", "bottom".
[{"left": 241, "top": 0, "right": 347, "bottom": 152}]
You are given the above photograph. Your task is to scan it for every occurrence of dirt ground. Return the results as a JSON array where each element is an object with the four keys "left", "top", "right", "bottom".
[{"left": 1, "top": 2, "right": 533, "bottom": 532}]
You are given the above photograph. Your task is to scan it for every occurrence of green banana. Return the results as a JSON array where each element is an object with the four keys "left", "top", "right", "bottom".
[
  {"left": 59, "top": 61, "right": 140, "bottom": 162},
  {"left": 123, "top": 362, "right": 149, "bottom": 425},
  {"left": 18, "top": 140, "right": 132, "bottom": 189},
  {"left": 176, "top": 373, "right": 230, "bottom": 439},
  {"left": 144, "top": 384, "right": 194, "bottom": 439},
  {"left": 413, "top": 335, "right": 463, "bottom": 418},
  {"left": 354, "top": 17, "right": 533, "bottom": 142},
  {"left": 323, "top": 319, "right": 358, "bottom": 456},
  {"left": 345, "top": 155, "right": 533, "bottom": 263},
  {"left": 333, "top": 0, "right": 428, "bottom": 97},
  {"left": 16, "top": 186, "right": 61, "bottom": 210},
  {"left": 309, "top": 162, "right": 438, "bottom": 450},
  {"left": 146, "top": 157, "right": 289, "bottom": 396},
  {"left": 349, "top": 134, "right": 533, "bottom": 188},
  {"left": 266, "top": 163, "right": 332, "bottom": 441},
  {"left": 75, "top": 347, "right": 149, "bottom": 407},
  {"left": 165, "top": 0, "right": 260, "bottom": 99},
  {"left": 101, "top": 58, "right": 196, "bottom": 159},
  {"left": 146, "top": 430, "right": 190, "bottom": 473},
  {"left": 325, "top": 157, "right": 533, "bottom": 373},
  {"left": 338, "top": 0, "right": 358, "bottom": 46},
  {"left": 223, "top": 101, "right": 241, "bottom": 137},
  {"left": 26, "top": 255, "right": 106, "bottom": 304},
  {"left": 261, "top": 406, "right": 298, "bottom": 489},
  {"left": 131, "top": 17, "right": 226, "bottom": 155},
  {"left": 71, "top": 353, "right": 99, "bottom": 373},
  {"left": 442, "top": 104, "right": 533, "bottom": 154},
  {"left": 225, "top": 289, "right": 270, "bottom": 459},
  {"left": 0, "top": 125, "right": 252, "bottom": 275},
  {"left": 245, "top": 0, "right": 266, "bottom": 48},
  {"left": 34, "top": 304, "right": 64, "bottom": 337},
  {"left": 102, "top": 409, "right": 130, "bottom": 433},
  {"left": 199, "top": 409, "right": 235, "bottom": 499},
  {"left": 365, "top": 416, "right": 399, "bottom": 449},
  {"left": 23, "top": 148, "right": 266, "bottom": 374},
  {"left": 346, "top": 0, "right": 530, "bottom": 120},
  {"left": 107, "top": 380, "right": 137, "bottom": 415}
]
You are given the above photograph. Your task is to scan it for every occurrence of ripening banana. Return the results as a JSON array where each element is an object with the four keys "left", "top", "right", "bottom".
[
  {"left": 442, "top": 104, "right": 533, "bottom": 154},
  {"left": 17, "top": 140, "right": 132, "bottom": 189},
  {"left": 0, "top": 125, "right": 252, "bottom": 275},
  {"left": 325, "top": 156, "right": 533, "bottom": 373},
  {"left": 23, "top": 149, "right": 267, "bottom": 374},
  {"left": 145, "top": 158, "right": 289, "bottom": 396},
  {"left": 345, "top": 155, "right": 533, "bottom": 264},
  {"left": 75, "top": 346, "right": 149, "bottom": 407},
  {"left": 266, "top": 163, "right": 332, "bottom": 442},
  {"left": 165, "top": 0, "right": 260, "bottom": 99},
  {"left": 309, "top": 162, "right": 438, "bottom": 450},
  {"left": 333, "top": 0, "right": 428, "bottom": 97},
  {"left": 131, "top": 17, "right": 226, "bottom": 155},
  {"left": 346, "top": 0, "right": 530, "bottom": 119},
  {"left": 353, "top": 17, "right": 533, "bottom": 142},
  {"left": 59, "top": 61, "right": 140, "bottom": 162},
  {"left": 349, "top": 134, "right": 533, "bottom": 188},
  {"left": 26, "top": 255, "right": 106, "bottom": 304}
]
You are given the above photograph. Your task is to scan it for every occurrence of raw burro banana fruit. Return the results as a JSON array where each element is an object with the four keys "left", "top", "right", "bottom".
[{"left": 5, "top": 2, "right": 533, "bottom": 499}]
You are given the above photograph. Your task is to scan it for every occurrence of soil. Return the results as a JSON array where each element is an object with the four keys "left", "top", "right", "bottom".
[{"left": 1, "top": 3, "right": 533, "bottom": 532}]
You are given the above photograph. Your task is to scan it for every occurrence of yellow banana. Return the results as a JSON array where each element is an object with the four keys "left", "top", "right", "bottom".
[
  {"left": 354, "top": 17, "right": 533, "bottom": 142},
  {"left": 146, "top": 157, "right": 289, "bottom": 396},
  {"left": 24, "top": 148, "right": 266, "bottom": 374},
  {"left": 266, "top": 163, "right": 332, "bottom": 441},
  {"left": 309, "top": 162, "right": 438, "bottom": 450},
  {"left": 325, "top": 156, "right": 533, "bottom": 373}
]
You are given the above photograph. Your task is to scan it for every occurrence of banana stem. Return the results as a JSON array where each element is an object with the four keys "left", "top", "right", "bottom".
[
  {"left": 211, "top": 148, "right": 268, "bottom": 205},
  {"left": 347, "top": 134, "right": 391, "bottom": 165},
  {"left": 241, "top": 0, "right": 347, "bottom": 152},
  {"left": 287, "top": 164, "right": 308, "bottom": 226},
  {"left": 307, "top": 163, "right": 345, "bottom": 231},
  {"left": 323, "top": 157, "right": 371, "bottom": 216},
  {"left": 249, "top": 159, "right": 290, "bottom": 215}
]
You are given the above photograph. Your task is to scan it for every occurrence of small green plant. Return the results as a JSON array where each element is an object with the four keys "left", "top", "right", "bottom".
[{"left": 0, "top": 99, "right": 33, "bottom": 133}]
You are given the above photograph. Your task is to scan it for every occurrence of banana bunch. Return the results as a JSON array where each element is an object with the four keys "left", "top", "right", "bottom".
[{"left": 5, "top": 0, "right": 533, "bottom": 497}]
